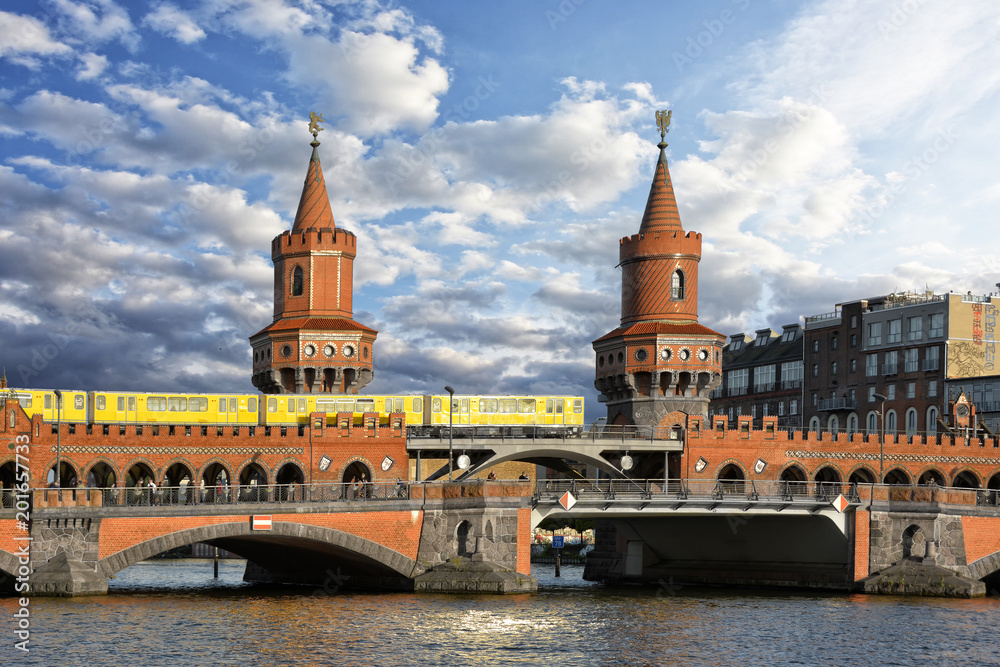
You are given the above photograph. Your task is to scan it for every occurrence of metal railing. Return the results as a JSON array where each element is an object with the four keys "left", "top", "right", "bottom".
[{"left": 407, "top": 424, "right": 684, "bottom": 443}]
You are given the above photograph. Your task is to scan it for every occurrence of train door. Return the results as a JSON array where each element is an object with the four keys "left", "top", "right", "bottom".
[
  {"left": 42, "top": 392, "right": 55, "bottom": 422},
  {"left": 455, "top": 396, "right": 471, "bottom": 426},
  {"left": 221, "top": 396, "right": 239, "bottom": 423},
  {"left": 116, "top": 394, "right": 138, "bottom": 422}
]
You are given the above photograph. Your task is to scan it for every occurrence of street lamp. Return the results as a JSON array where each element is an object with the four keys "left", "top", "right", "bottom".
[
  {"left": 873, "top": 393, "right": 887, "bottom": 480},
  {"left": 444, "top": 385, "right": 455, "bottom": 481},
  {"left": 53, "top": 389, "right": 62, "bottom": 488}
]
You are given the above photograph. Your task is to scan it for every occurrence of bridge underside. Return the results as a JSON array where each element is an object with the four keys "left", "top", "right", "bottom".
[{"left": 584, "top": 514, "right": 855, "bottom": 590}]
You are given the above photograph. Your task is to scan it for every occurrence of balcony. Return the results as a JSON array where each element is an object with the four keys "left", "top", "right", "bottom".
[
  {"left": 883, "top": 363, "right": 898, "bottom": 375},
  {"left": 817, "top": 397, "right": 856, "bottom": 411},
  {"left": 922, "top": 359, "right": 939, "bottom": 371},
  {"left": 780, "top": 379, "right": 802, "bottom": 390},
  {"left": 904, "top": 361, "right": 919, "bottom": 373},
  {"left": 753, "top": 382, "right": 776, "bottom": 393}
]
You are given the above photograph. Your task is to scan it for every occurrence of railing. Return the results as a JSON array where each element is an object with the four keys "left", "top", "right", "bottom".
[
  {"left": 883, "top": 363, "right": 898, "bottom": 375},
  {"left": 869, "top": 293, "right": 947, "bottom": 310},
  {"left": 780, "top": 379, "right": 802, "bottom": 390},
  {"left": 922, "top": 359, "right": 939, "bottom": 371},
  {"left": 532, "top": 479, "right": 1000, "bottom": 509},
  {"left": 408, "top": 424, "right": 684, "bottom": 443},
  {"left": 22, "top": 480, "right": 533, "bottom": 509},
  {"left": 817, "top": 397, "right": 856, "bottom": 411}
]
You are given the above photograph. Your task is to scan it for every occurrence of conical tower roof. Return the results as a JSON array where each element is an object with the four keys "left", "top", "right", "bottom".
[
  {"left": 291, "top": 140, "right": 336, "bottom": 232},
  {"left": 637, "top": 141, "right": 683, "bottom": 234}
]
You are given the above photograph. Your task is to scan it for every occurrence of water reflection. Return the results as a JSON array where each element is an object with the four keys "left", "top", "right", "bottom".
[{"left": 3, "top": 561, "right": 997, "bottom": 666}]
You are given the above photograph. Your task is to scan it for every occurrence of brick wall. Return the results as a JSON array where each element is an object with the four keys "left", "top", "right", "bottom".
[
  {"left": 854, "top": 509, "right": 870, "bottom": 581},
  {"left": 961, "top": 516, "right": 1000, "bottom": 564}
]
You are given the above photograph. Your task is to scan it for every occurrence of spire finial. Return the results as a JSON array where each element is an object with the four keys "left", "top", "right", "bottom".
[
  {"left": 0, "top": 367, "right": 6, "bottom": 389},
  {"left": 655, "top": 109, "right": 671, "bottom": 147},
  {"left": 308, "top": 111, "right": 325, "bottom": 143}
]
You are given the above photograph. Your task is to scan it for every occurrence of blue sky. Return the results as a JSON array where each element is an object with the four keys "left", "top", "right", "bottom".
[{"left": 2, "top": 0, "right": 999, "bottom": 422}]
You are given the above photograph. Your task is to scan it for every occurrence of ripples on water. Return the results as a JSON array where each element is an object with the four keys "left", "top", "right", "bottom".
[{"left": 3, "top": 560, "right": 998, "bottom": 666}]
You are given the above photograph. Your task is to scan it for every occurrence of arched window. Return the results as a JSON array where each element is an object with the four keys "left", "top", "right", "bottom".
[
  {"left": 847, "top": 413, "right": 858, "bottom": 435},
  {"left": 670, "top": 269, "right": 684, "bottom": 300},
  {"left": 809, "top": 416, "right": 820, "bottom": 433},
  {"left": 886, "top": 409, "right": 897, "bottom": 434},
  {"left": 291, "top": 266, "right": 304, "bottom": 297},
  {"left": 905, "top": 407, "right": 918, "bottom": 436},
  {"left": 926, "top": 406, "right": 938, "bottom": 437},
  {"left": 827, "top": 415, "right": 839, "bottom": 436},
  {"left": 867, "top": 411, "right": 878, "bottom": 435}
]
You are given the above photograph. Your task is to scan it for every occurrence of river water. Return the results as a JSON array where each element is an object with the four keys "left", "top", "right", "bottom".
[{"left": 3, "top": 559, "right": 998, "bottom": 666}]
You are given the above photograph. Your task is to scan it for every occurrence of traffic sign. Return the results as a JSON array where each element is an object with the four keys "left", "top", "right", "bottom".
[
  {"left": 252, "top": 515, "right": 272, "bottom": 530},
  {"left": 552, "top": 535, "right": 564, "bottom": 549},
  {"left": 832, "top": 494, "right": 850, "bottom": 513},
  {"left": 559, "top": 491, "right": 577, "bottom": 511}
]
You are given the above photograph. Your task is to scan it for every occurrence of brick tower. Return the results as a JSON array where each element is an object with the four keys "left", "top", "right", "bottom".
[
  {"left": 593, "top": 112, "right": 724, "bottom": 427},
  {"left": 250, "top": 118, "right": 377, "bottom": 394}
]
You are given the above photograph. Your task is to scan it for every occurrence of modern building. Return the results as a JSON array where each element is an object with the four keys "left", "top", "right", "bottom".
[
  {"left": 593, "top": 117, "right": 725, "bottom": 429},
  {"left": 249, "top": 128, "right": 378, "bottom": 394},
  {"left": 709, "top": 324, "right": 804, "bottom": 429}
]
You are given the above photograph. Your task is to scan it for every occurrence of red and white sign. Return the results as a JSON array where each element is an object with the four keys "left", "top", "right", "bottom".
[
  {"left": 559, "top": 491, "right": 577, "bottom": 511},
  {"left": 252, "top": 515, "right": 272, "bottom": 530},
  {"left": 832, "top": 495, "right": 850, "bottom": 513}
]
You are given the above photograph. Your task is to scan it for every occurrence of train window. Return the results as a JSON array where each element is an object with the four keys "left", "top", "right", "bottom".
[
  {"left": 168, "top": 397, "right": 188, "bottom": 411},
  {"left": 574, "top": 399, "right": 583, "bottom": 413},
  {"left": 96, "top": 395, "right": 106, "bottom": 410},
  {"left": 546, "top": 399, "right": 554, "bottom": 414},
  {"left": 358, "top": 399, "right": 376, "bottom": 412},
  {"left": 219, "top": 398, "right": 227, "bottom": 411},
  {"left": 500, "top": 399, "right": 516, "bottom": 414},
  {"left": 287, "top": 398, "right": 295, "bottom": 411},
  {"left": 19, "top": 395, "right": 31, "bottom": 409},
  {"left": 117, "top": 396, "right": 124, "bottom": 411},
  {"left": 460, "top": 398, "right": 470, "bottom": 413},
  {"left": 336, "top": 399, "right": 355, "bottom": 413},
  {"left": 75, "top": 395, "right": 84, "bottom": 410},
  {"left": 189, "top": 397, "right": 208, "bottom": 412},
  {"left": 298, "top": 399, "right": 306, "bottom": 413},
  {"left": 518, "top": 399, "right": 534, "bottom": 413},
  {"left": 230, "top": 399, "right": 237, "bottom": 413},
  {"left": 148, "top": 397, "right": 167, "bottom": 411},
  {"left": 413, "top": 397, "right": 423, "bottom": 413},
  {"left": 480, "top": 399, "right": 497, "bottom": 413},
  {"left": 432, "top": 397, "right": 442, "bottom": 413},
  {"left": 267, "top": 398, "right": 277, "bottom": 413},
  {"left": 45, "top": 394, "right": 52, "bottom": 409},
  {"left": 128, "top": 396, "right": 136, "bottom": 411},
  {"left": 248, "top": 398, "right": 257, "bottom": 412},
  {"left": 556, "top": 400, "right": 563, "bottom": 414}
]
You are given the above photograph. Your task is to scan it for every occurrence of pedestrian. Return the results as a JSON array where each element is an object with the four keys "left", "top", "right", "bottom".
[
  {"left": 349, "top": 476, "right": 359, "bottom": 500},
  {"left": 147, "top": 477, "right": 158, "bottom": 506},
  {"left": 519, "top": 472, "right": 528, "bottom": 480}
]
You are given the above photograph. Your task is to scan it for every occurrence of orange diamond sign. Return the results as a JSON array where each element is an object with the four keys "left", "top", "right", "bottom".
[
  {"left": 559, "top": 491, "right": 577, "bottom": 511},
  {"left": 832, "top": 494, "right": 849, "bottom": 513}
]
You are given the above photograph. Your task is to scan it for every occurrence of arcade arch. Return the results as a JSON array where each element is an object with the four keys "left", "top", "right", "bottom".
[{"left": 883, "top": 468, "right": 912, "bottom": 485}]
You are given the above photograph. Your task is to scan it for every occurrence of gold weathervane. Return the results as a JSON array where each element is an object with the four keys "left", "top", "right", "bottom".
[
  {"left": 308, "top": 111, "right": 325, "bottom": 139},
  {"left": 655, "top": 109, "right": 671, "bottom": 141}
]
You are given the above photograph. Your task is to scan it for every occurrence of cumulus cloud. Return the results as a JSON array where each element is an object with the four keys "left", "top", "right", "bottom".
[{"left": 144, "top": 3, "right": 206, "bottom": 44}]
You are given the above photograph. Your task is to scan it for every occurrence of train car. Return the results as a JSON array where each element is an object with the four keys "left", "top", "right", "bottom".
[
  {"left": 261, "top": 394, "right": 424, "bottom": 426},
  {"left": 87, "top": 391, "right": 259, "bottom": 425},
  {"left": 415, "top": 394, "right": 585, "bottom": 436},
  {"left": 3, "top": 388, "right": 90, "bottom": 423}
]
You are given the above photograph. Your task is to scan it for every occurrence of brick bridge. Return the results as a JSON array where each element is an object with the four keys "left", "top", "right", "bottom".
[{"left": 1, "top": 480, "right": 533, "bottom": 595}]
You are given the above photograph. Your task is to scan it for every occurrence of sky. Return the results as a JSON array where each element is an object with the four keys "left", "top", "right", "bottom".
[{"left": 2, "top": 0, "right": 999, "bottom": 422}]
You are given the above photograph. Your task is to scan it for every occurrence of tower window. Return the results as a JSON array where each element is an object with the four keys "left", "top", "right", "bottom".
[
  {"left": 670, "top": 269, "right": 684, "bottom": 300},
  {"left": 291, "top": 266, "right": 304, "bottom": 296}
]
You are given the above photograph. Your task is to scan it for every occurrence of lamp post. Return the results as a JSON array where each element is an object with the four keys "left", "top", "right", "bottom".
[
  {"left": 873, "top": 393, "right": 887, "bottom": 480},
  {"left": 445, "top": 386, "right": 455, "bottom": 481},
  {"left": 53, "top": 389, "right": 62, "bottom": 488}
]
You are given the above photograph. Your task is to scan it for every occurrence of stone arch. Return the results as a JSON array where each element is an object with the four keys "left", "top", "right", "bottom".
[
  {"left": 454, "top": 447, "right": 627, "bottom": 480},
  {"left": 716, "top": 461, "right": 746, "bottom": 481},
  {"left": 967, "top": 549, "right": 1000, "bottom": 581},
  {"left": 901, "top": 524, "right": 924, "bottom": 559},
  {"left": 813, "top": 465, "right": 843, "bottom": 484},
  {"left": 162, "top": 458, "right": 196, "bottom": 486},
  {"left": 44, "top": 457, "right": 82, "bottom": 487},
  {"left": 0, "top": 457, "right": 16, "bottom": 491},
  {"left": 83, "top": 459, "right": 119, "bottom": 488},
  {"left": 123, "top": 458, "right": 157, "bottom": 485},
  {"left": 341, "top": 457, "right": 375, "bottom": 484},
  {"left": 97, "top": 521, "right": 419, "bottom": 580},
  {"left": 847, "top": 464, "right": 876, "bottom": 485},
  {"left": 199, "top": 459, "right": 234, "bottom": 486},
  {"left": 0, "top": 549, "right": 22, "bottom": 580},
  {"left": 988, "top": 470, "right": 1000, "bottom": 490},
  {"left": 916, "top": 466, "right": 946, "bottom": 486},
  {"left": 237, "top": 460, "right": 270, "bottom": 486},
  {"left": 951, "top": 468, "right": 981, "bottom": 489},
  {"left": 455, "top": 520, "right": 473, "bottom": 557},
  {"left": 883, "top": 467, "right": 912, "bottom": 485},
  {"left": 778, "top": 462, "right": 807, "bottom": 483},
  {"left": 274, "top": 460, "right": 306, "bottom": 501}
]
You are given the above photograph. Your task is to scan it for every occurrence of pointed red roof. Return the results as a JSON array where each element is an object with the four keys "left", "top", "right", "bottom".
[
  {"left": 291, "top": 141, "right": 336, "bottom": 232},
  {"left": 638, "top": 142, "right": 683, "bottom": 234}
]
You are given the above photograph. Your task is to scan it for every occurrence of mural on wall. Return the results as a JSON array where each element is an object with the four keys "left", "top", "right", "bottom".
[{"left": 947, "top": 300, "right": 998, "bottom": 379}]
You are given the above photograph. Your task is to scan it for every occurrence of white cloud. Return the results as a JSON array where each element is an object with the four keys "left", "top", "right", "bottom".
[
  {"left": 50, "top": 0, "right": 139, "bottom": 51},
  {"left": 0, "top": 11, "right": 73, "bottom": 59},
  {"left": 144, "top": 3, "right": 206, "bottom": 44},
  {"left": 75, "top": 51, "right": 108, "bottom": 80}
]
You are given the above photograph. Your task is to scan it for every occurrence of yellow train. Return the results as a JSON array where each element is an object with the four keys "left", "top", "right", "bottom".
[{"left": 3, "top": 389, "right": 585, "bottom": 436}]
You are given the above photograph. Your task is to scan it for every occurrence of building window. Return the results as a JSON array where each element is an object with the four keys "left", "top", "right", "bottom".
[
  {"left": 926, "top": 406, "right": 938, "bottom": 435},
  {"left": 866, "top": 354, "right": 878, "bottom": 377},
  {"left": 812, "top": 363, "right": 819, "bottom": 378},
  {"left": 849, "top": 388, "right": 856, "bottom": 404},
  {"left": 850, "top": 334, "right": 857, "bottom": 348},
  {"left": 883, "top": 350, "right": 898, "bottom": 375},
  {"left": 886, "top": 409, "right": 897, "bottom": 433},
  {"left": 868, "top": 386, "right": 876, "bottom": 403},
  {"left": 812, "top": 340, "right": 819, "bottom": 353},
  {"left": 887, "top": 385, "right": 896, "bottom": 400},
  {"left": 812, "top": 393, "right": 818, "bottom": 407},
  {"left": 831, "top": 334, "right": 839, "bottom": 350},
  {"left": 907, "top": 316, "right": 922, "bottom": 341},
  {"left": 851, "top": 315, "right": 858, "bottom": 329},
  {"left": 924, "top": 346, "right": 940, "bottom": 371},
  {"left": 291, "top": 266, "right": 304, "bottom": 296},
  {"left": 754, "top": 365, "right": 776, "bottom": 392},
  {"left": 868, "top": 322, "right": 882, "bottom": 346},
  {"left": 929, "top": 313, "right": 944, "bottom": 338},
  {"left": 728, "top": 368, "right": 749, "bottom": 395},
  {"left": 904, "top": 348, "right": 919, "bottom": 373},
  {"left": 670, "top": 270, "right": 684, "bottom": 300},
  {"left": 781, "top": 361, "right": 803, "bottom": 388},
  {"left": 790, "top": 399, "right": 798, "bottom": 415},
  {"left": 887, "top": 319, "right": 901, "bottom": 343},
  {"left": 778, "top": 401, "right": 785, "bottom": 416},
  {"left": 928, "top": 380, "right": 937, "bottom": 398},
  {"left": 905, "top": 408, "right": 918, "bottom": 436},
  {"left": 906, "top": 382, "right": 916, "bottom": 399},
  {"left": 850, "top": 359, "right": 857, "bottom": 373},
  {"left": 830, "top": 361, "right": 838, "bottom": 375}
]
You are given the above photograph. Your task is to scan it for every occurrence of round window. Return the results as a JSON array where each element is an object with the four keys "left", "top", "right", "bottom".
[
  {"left": 697, "top": 349, "right": 709, "bottom": 361},
  {"left": 634, "top": 348, "right": 648, "bottom": 362},
  {"left": 324, "top": 344, "right": 335, "bottom": 357},
  {"left": 598, "top": 356, "right": 605, "bottom": 368},
  {"left": 303, "top": 344, "right": 316, "bottom": 357},
  {"left": 363, "top": 347, "right": 368, "bottom": 360},
  {"left": 343, "top": 344, "right": 355, "bottom": 358},
  {"left": 280, "top": 345, "right": 292, "bottom": 358},
  {"left": 617, "top": 351, "right": 624, "bottom": 364},
  {"left": 660, "top": 348, "right": 671, "bottom": 361},
  {"left": 678, "top": 348, "right": 690, "bottom": 361}
]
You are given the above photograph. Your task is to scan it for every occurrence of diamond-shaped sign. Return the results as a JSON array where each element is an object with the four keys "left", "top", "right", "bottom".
[
  {"left": 832, "top": 494, "right": 849, "bottom": 513},
  {"left": 559, "top": 491, "right": 577, "bottom": 511}
]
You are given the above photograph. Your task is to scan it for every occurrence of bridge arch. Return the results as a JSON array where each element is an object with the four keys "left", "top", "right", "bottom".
[
  {"left": 916, "top": 466, "right": 946, "bottom": 486},
  {"left": 951, "top": 469, "right": 981, "bottom": 489},
  {"left": 968, "top": 549, "right": 1000, "bottom": 581},
  {"left": 43, "top": 457, "right": 81, "bottom": 487},
  {"left": 342, "top": 457, "right": 375, "bottom": 484},
  {"left": 83, "top": 459, "right": 119, "bottom": 488},
  {"left": 0, "top": 549, "right": 22, "bottom": 581},
  {"left": 883, "top": 467, "right": 912, "bottom": 485},
  {"left": 199, "top": 458, "right": 234, "bottom": 486},
  {"left": 715, "top": 461, "right": 746, "bottom": 482},
  {"left": 847, "top": 464, "right": 876, "bottom": 485},
  {"left": 988, "top": 470, "right": 1000, "bottom": 490},
  {"left": 238, "top": 460, "right": 270, "bottom": 486},
  {"left": 123, "top": 458, "right": 157, "bottom": 485},
  {"left": 813, "top": 465, "right": 843, "bottom": 484},
  {"left": 0, "top": 457, "right": 15, "bottom": 489},
  {"left": 778, "top": 462, "right": 807, "bottom": 483},
  {"left": 275, "top": 459, "right": 305, "bottom": 485},
  {"left": 163, "top": 458, "right": 196, "bottom": 486},
  {"left": 457, "top": 447, "right": 627, "bottom": 480},
  {"left": 97, "top": 521, "right": 419, "bottom": 581}
]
